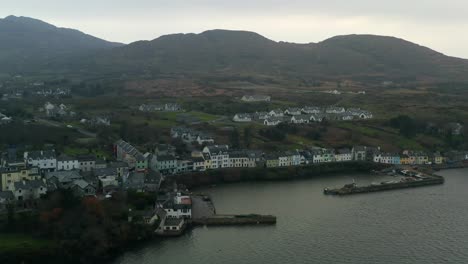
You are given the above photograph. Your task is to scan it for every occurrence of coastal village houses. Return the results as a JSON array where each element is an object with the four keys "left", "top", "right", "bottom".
[{"left": 114, "top": 140, "right": 148, "bottom": 172}]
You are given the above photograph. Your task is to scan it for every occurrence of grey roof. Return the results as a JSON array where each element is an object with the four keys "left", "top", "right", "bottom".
[
  {"left": 14, "top": 179, "right": 46, "bottom": 190},
  {"left": 353, "top": 146, "right": 367, "bottom": 152},
  {"left": 337, "top": 148, "right": 351, "bottom": 154},
  {"left": 109, "top": 161, "right": 129, "bottom": 168},
  {"left": 115, "top": 139, "right": 146, "bottom": 161},
  {"left": 71, "top": 179, "right": 92, "bottom": 189},
  {"left": 206, "top": 145, "right": 229, "bottom": 154},
  {"left": 57, "top": 154, "right": 76, "bottom": 161},
  {"left": 26, "top": 150, "right": 56, "bottom": 160},
  {"left": 164, "top": 217, "right": 184, "bottom": 226},
  {"left": 94, "top": 168, "right": 118, "bottom": 177},
  {"left": 157, "top": 155, "right": 177, "bottom": 161},
  {"left": 45, "top": 170, "right": 81, "bottom": 183},
  {"left": 0, "top": 191, "right": 14, "bottom": 200}
]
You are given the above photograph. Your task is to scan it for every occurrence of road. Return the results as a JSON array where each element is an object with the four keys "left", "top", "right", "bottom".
[{"left": 35, "top": 118, "right": 97, "bottom": 138}]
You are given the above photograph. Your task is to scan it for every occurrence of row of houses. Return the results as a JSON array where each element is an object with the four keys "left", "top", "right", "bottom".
[
  {"left": 1, "top": 149, "right": 163, "bottom": 209},
  {"left": 21, "top": 150, "right": 109, "bottom": 174},
  {"left": 233, "top": 106, "right": 373, "bottom": 126},
  {"left": 139, "top": 103, "right": 182, "bottom": 112}
]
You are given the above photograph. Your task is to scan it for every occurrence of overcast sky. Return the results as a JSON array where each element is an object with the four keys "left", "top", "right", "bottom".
[{"left": 2, "top": 0, "right": 468, "bottom": 58}]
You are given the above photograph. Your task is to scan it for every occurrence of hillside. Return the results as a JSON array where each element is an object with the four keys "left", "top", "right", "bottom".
[
  {"left": 80, "top": 30, "right": 468, "bottom": 82},
  {"left": 0, "top": 15, "right": 123, "bottom": 73},
  {"left": 1, "top": 16, "right": 468, "bottom": 82}
]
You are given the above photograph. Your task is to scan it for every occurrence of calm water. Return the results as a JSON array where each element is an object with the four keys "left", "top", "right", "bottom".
[{"left": 116, "top": 169, "right": 468, "bottom": 264}]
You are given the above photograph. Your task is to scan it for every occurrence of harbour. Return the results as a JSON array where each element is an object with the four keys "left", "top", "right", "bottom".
[{"left": 115, "top": 169, "right": 468, "bottom": 264}]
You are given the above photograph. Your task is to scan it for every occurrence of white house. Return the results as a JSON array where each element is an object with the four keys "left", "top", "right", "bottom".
[
  {"left": 310, "top": 114, "right": 325, "bottom": 122},
  {"left": 161, "top": 193, "right": 192, "bottom": 219},
  {"left": 233, "top": 113, "right": 252, "bottom": 122},
  {"left": 192, "top": 156, "right": 206, "bottom": 172},
  {"left": 24, "top": 150, "right": 57, "bottom": 173},
  {"left": 203, "top": 145, "right": 230, "bottom": 169},
  {"left": 253, "top": 112, "right": 269, "bottom": 120},
  {"left": 57, "top": 154, "right": 80, "bottom": 171},
  {"left": 335, "top": 149, "right": 352, "bottom": 162},
  {"left": 352, "top": 146, "right": 367, "bottom": 161},
  {"left": 291, "top": 115, "right": 310, "bottom": 124},
  {"left": 284, "top": 108, "right": 302, "bottom": 116},
  {"left": 264, "top": 117, "right": 283, "bottom": 126},
  {"left": 339, "top": 113, "right": 355, "bottom": 121},
  {"left": 196, "top": 134, "right": 215, "bottom": 145},
  {"left": 268, "top": 109, "right": 284, "bottom": 117},
  {"left": 77, "top": 155, "right": 96, "bottom": 172}
]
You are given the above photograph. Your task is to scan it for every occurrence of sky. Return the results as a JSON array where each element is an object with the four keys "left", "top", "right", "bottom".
[{"left": 2, "top": 0, "right": 468, "bottom": 58}]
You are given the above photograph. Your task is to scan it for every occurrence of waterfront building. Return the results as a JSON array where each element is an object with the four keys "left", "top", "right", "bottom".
[
  {"left": 1, "top": 166, "right": 40, "bottom": 191},
  {"left": 335, "top": 149, "right": 352, "bottom": 162},
  {"left": 114, "top": 140, "right": 148, "bottom": 171},
  {"left": 203, "top": 145, "right": 230, "bottom": 169},
  {"left": 57, "top": 154, "right": 80, "bottom": 171},
  {"left": 24, "top": 150, "right": 57, "bottom": 173}
]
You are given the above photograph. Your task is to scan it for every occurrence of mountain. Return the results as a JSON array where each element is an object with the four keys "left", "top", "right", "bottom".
[
  {"left": 79, "top": 30, "right": 468, "bottom": 82},
  {"left": 1, "top": 16, "right": 468, "bottom": 82},
  {"left": 0, "top": 15, "right": 123, "bottom": 73}
]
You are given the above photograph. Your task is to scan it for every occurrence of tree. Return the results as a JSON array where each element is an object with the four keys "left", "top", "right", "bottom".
[
  {"left": 230, "top": 128, "right": 240, "bottom": 148},
  {"left": 243, "top": 126, "right": 253, "bottom": 148}
]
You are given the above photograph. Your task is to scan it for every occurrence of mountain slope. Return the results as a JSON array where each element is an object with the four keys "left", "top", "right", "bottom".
[
  {"left": 1, "top": 16, "right": 468, "bottom": 82},
  {"left": 80, "top": 30, "right": 468, "bottom": 81},
  {"left": 0, "top": 15, "right": 123, "bottom": 73}
]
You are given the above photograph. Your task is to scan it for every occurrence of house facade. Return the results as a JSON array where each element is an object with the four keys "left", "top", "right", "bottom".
[
  {"left": 57, "top": 155, "right": 80, "bottom": 171},
  {"left": 203, "top": 145, "right": 230, "bottom": 169},
  {"left": 24, "top": 150, "right": 57, "bottom": 173}
]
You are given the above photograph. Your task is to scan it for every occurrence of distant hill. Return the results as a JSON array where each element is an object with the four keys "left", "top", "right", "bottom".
[
  {"left": 1, "top": 16, "right": 468, "bottom": 82},
  {"left": 0, "top": 16, "right": 122, "bottom": 73},
  {"left": 80, "top": 30, "right": 468, "bottom": 82}
]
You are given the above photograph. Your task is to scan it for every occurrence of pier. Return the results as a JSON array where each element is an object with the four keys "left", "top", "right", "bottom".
[
  {"left": 191, "top": 195, "right": 276, "bottom": 226},
  {"left": 324, "top": 169, "right": 445, "bottom": 196}
]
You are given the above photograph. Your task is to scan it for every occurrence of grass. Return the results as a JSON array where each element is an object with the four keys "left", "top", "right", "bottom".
[
  {"left": 0, "top": 234, "right": 55, "bottom": 254},
  {"left": 63, "top": 146, "right": 111, "bottom": 159}
]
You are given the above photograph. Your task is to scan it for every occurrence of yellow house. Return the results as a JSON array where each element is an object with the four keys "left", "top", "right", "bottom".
[
  {"left": 1, "top": 166, "right": 40, "bottom": 191},
  {"left": 433, "top": 153, "right": 445, "bottom": 165},
  {"left": 265, "top": 154, "right": 280, "bottom": 168},
  {"left": 400, "top": 155, "right": 411, "bottom": 165},
  {"left": 203, "top": 155, "right": 212, "bottom": 170}
]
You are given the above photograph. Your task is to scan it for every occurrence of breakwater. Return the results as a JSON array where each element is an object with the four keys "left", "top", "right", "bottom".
[
  {"left": 324, "top": 174, "right": 444, "bottom": 196},
  {"left": 193, "top": 214, "right": 277, "bottom": 225}
]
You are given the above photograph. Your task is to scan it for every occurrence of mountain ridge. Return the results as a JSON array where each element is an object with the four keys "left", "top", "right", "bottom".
[{"left": 1, "top": 16, "right": 468, "bottom": 82}]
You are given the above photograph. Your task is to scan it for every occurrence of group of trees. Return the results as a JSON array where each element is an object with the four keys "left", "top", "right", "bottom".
[{"left": 3, "top": 189, "right": 155, "bottom": 263}]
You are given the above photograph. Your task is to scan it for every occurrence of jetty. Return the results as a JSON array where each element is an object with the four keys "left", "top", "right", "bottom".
[
  {"left": 191, "top": 195, "right": 276, "bottom": 226},
  {"left": 324, "top": 169, "right": 445, "bottom": 196}
]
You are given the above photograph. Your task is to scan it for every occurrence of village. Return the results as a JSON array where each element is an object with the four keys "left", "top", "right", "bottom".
[{"left": 1, "top": 126, "right": 468, "bottom": 235}]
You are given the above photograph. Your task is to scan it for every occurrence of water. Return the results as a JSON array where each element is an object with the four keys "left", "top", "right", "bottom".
[{"left": 115, "top": 169, "right": 468, "bottom": 264}]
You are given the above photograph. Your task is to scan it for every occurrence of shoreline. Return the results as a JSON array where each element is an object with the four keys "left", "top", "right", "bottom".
[{"left": 5, "top": 163, "right": 462, "bottom": 264}]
